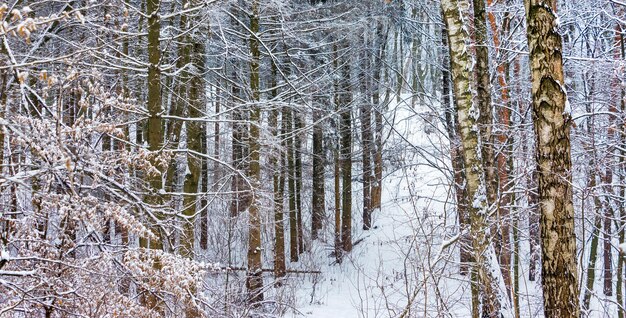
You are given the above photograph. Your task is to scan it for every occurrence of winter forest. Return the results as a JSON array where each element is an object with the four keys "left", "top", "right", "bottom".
[{"left": 1, "top": 0, "right": 625, "bottom": 316}]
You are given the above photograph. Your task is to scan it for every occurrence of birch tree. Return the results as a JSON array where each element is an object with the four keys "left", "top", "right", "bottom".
[
  {"left": 441, "top": 0, "right": 512, "bottom": 316},
  {"left": 524, "top": 0, "right": 580, "bottom": 316}
]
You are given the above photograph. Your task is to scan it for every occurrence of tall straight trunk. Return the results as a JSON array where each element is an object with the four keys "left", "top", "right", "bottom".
[
  {"left": 361, "top": 104, "right": 372, "bottom": 231},
  {"left": 333, "top": 43, "right": 342, "bottom": 262},
  {"left": 286, "top": 107, "right": 298, "bottom": 263},
  {"left": 334, "top": 145, "right": 342, "bottom": 262},
  {"left": 181, "top": 40, "right": 205, "bottom": 258},
  {"left": 270, "top": 61, "right": 286, "bottom": 281},
  {"left": 371, "top": 22, "right": 386, "bottom": 212},
  {"left": 487, "top": 0, "right": 513, "bottom": 293},
  {"left": 442, "top": 25, "right": 470, "bottom": 275},
  {"left": 361, "top": 48, "right": 373, "bottom": 231},
  {"left": 295, "top": 114, "right": 305, "bottom": 254},
  {"left": 203, "top": 84, "right": 220, "bottom": 251},
  {"left": 473, "top": 3, "right": 507, "bottom": 306},
  {"left": 525, "top": 1, "right": 580, "bottom": 316},
  {"left": 472, "top": 0, "right": 498, "bottom": 252},
  {"left": 183, "top": 65, "right": 204, "bottom": 316},
  {"left": 311, "top": 99, "right": 325, "bottom": 240},
  {"left": 246, "top": 0, "right": 263, "bottom": 302},
  {"left": 142, "top": 0, "right": 163, "bottom": 251},
  {"left": 275, "top": 152, "right": 287, "bottom": 278},
  {"left": 340, "top": 53, "right": 353, "bottom": 253},
  {"left": 441, "top": 0, "right": 512, "bottom": 315},
  {"left": 498, "top": 22, "right": 518, "bottom": 315},
  {"left": 140, "top": 0, "right": 163, "bottom": 310}
]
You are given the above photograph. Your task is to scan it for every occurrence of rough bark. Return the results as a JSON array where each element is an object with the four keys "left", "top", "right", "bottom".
[
  {"left": 487, "top": 0, "right": 513, "bottom": 293},
  {"left": 442, "top": 0, "right": 512, "bottom": 316},
  {"left": 525, "top": 1, "right": 580, "bottom": 316},
  {"left": 361, "top": 48, "right": 373, "bottom": 231},
  {"left": 340, "top": 53, "right": 353, "bottom": 253},
  {"left": 311, "top": 97, "right": 325, "bottom": 240},
  {"left": 142, "top": 0, "right": 163, "bottom": 252},
  {"left": 371, "top": 22, "right": 385, "bottom": 212},
  {"left": 333, "top": 42, "right": 343, "bottom": 262},
  {"left": 295, "top": 114, "right": 305, "bottom": 254},
  {"left": 246, "top": 0, "right": 263, "bottom": 302},
  {"left": 286, "top": 107, "right": 298, "bottom": 263},
  {"left": 181, "top": 40, "right": 205, "bottom": 258}
]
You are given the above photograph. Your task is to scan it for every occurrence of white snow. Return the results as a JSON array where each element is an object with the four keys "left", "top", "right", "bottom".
[
  {"left": 288, "top": 97, "right": 467, "bottom": 317},
  {"left": 279, "top": 95, "right": 549, "bottom": 317}
]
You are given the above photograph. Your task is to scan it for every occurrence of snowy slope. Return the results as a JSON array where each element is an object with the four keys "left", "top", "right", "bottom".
[
  {"left": 287, "top": 98, "right": 462, "bottom": 317},
  {"left": 285, "top": 97, "right": 550, "bottom": 318}
]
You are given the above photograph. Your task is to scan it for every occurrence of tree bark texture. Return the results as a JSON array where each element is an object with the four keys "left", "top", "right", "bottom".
[
  {"left": 442, "top": 0, "right": 512, "bottom": 316},
  {"left": 246, "top": 1, "right": 263, "bottom": 302},
  {"left": 340, "top": 52, "right": 353, "bottom": 253},
  {"left": 525, "top": 1, "right": 580, "bottom": 316}
]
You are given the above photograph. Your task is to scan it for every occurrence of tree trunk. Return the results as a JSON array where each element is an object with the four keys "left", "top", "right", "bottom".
[
  {"left": 361, "top": 46, "right": 373, "bottom": 231},
  {"left": 141, "top": 0, "right": 164, "bottom": 310},
  {"left": 246, "top": 0, "right": 263, "bottom": 302},
  {"left": 340, "top": 52, "right": 353, "bottom": 253},
  {"left": 371, "top": 22, "right": 386, "bottom": 213},
  {"left": 295, "top": 114, "right": 305, "bottom": 254},
  {"left": 333, "top": 43, "right": 343, "bottom": 262},
  {"left": 441, "top": 0, "right": 512, "bottom": 315},
  {"left": 525, "top": 1, "right": 580, "bottom": 316},
  {"left": 286, "top": 107, "right": 298, "bottom": 263},
  {"left": 268, "top": 61, "right": 286, "bottom": 283},
  {"left": 441, "top": 24, "right": 471, "bottom": 276},
  {"left": 181, "top": 40, "right": 205, "bottom": 258},
  {"left": 312, "top": 97, "right": 325, "bottom": 240},
  {"left": 142, "top": 0, "right": 163, "bottom": 252},
  {"left": 487, "top": 0, "right": 513, "bottom": 294}
]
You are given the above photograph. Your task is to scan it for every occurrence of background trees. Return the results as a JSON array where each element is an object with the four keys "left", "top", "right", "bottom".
[{"left": 1, "top": 0, "right": 626, "bottom": 317}]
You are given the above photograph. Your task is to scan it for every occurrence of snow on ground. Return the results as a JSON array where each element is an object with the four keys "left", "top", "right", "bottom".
[
  {"left": 289, "top": 98, "right": 463, "bottom": 317},
  {"left": 286, "top": 97, "right": 547, "bottom": 317}
]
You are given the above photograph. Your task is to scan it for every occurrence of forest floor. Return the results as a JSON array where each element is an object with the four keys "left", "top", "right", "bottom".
[{"left": 287, "top": 98, "right": 547, "bottom": 317}]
